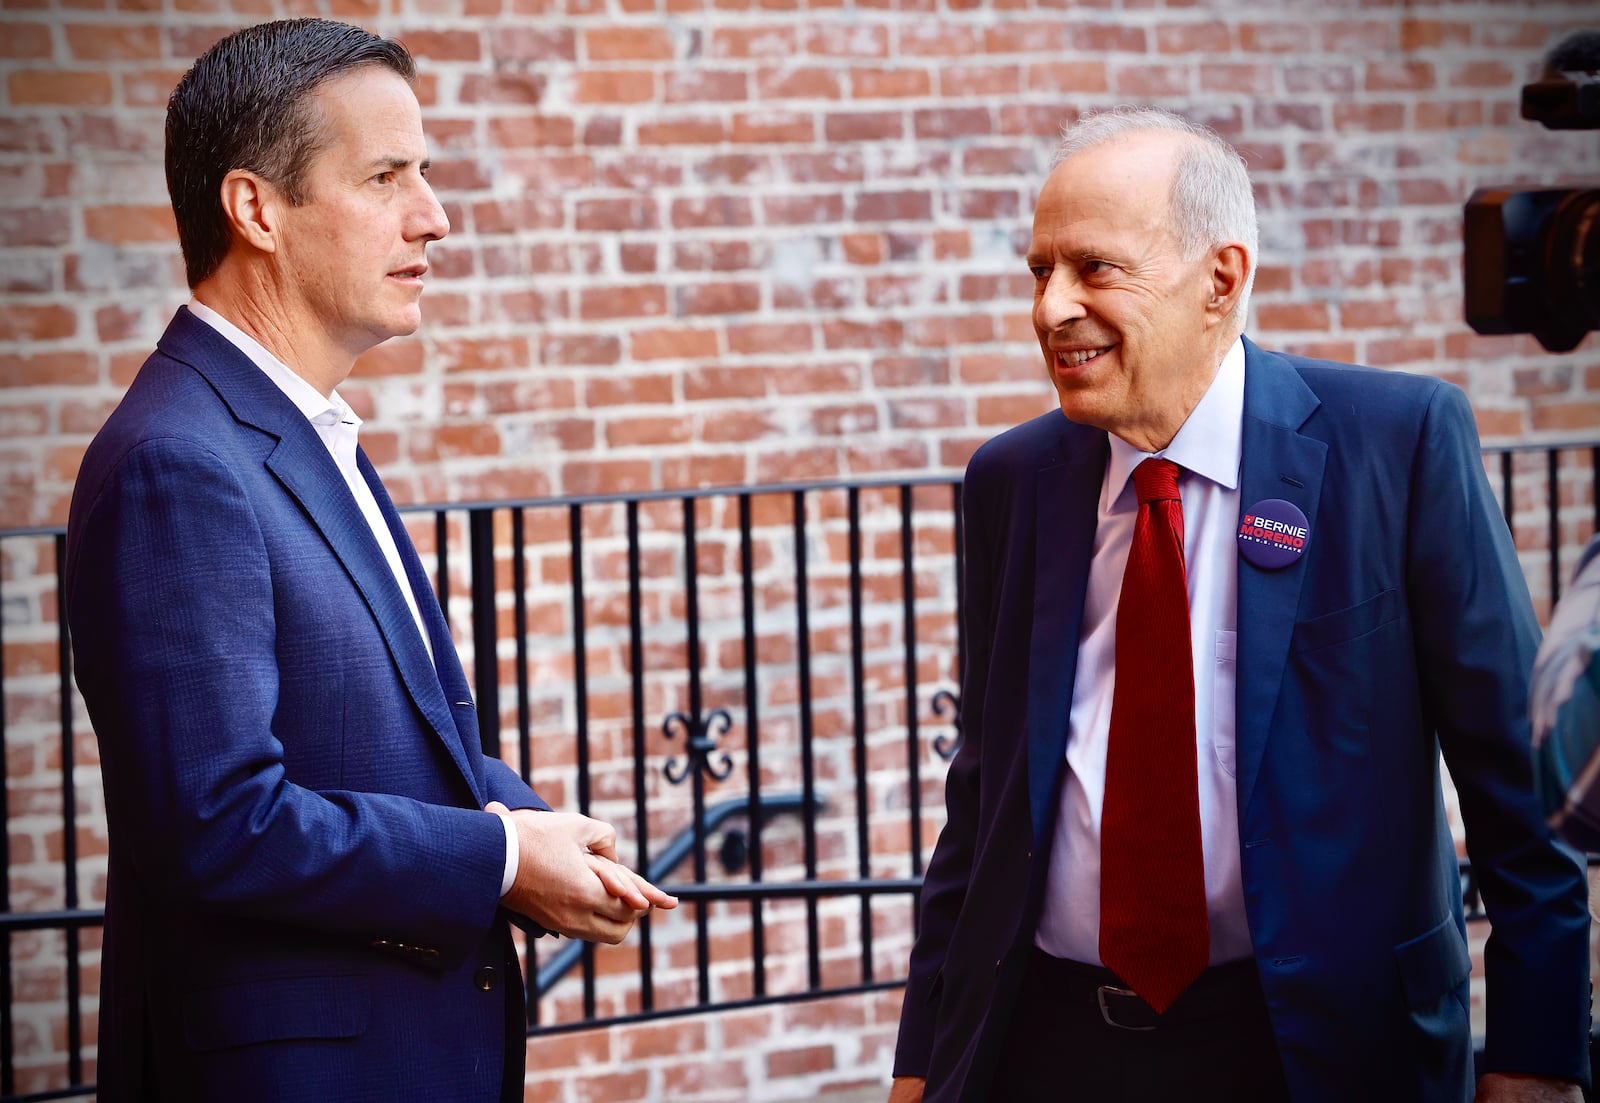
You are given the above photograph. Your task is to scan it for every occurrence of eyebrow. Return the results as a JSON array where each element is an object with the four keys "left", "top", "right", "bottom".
[{"left": 365, "top": 155, "right": 430, "bottom": 172}]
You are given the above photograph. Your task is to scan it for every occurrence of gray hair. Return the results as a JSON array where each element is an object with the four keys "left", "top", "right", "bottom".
[{"left": 1051, "top": 106, "right": 1258, "bottom": 325}]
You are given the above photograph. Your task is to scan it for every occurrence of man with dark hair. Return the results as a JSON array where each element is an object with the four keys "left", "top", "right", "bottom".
[
  {"left": 889, "top": 107, "right": 1589, "bottom": 1103},
  {"left": 65, "top": 18, "right": 673, "bottom": 1101}
]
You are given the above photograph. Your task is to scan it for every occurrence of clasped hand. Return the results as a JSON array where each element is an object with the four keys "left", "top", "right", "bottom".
[{"left": 486, "top": 801, "right": 677, "bottom": 945}]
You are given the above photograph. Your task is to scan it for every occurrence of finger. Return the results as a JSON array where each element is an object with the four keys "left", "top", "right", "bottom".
[
  {"left": 586, "top": 854, "right": 650, "bottom": 910},
  {"left": 484, "top": 800, "right": 509, "bottom": 815},
  {"left": 628, "top": 869, "right": 678, "bottom": 910}
]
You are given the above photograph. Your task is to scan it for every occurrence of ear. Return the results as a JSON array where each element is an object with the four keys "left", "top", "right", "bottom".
[
  {"left": 1203, "top": 242, "right": 1250, "bottom": 329},
  {"left": 217, "top": 169, "right": 283, "bottom": 257}
]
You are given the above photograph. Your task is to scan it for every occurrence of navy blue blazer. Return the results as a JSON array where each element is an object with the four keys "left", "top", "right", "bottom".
[
  {"left": 66, "top": 309, "right": 549, "bottom": 1101},
  {"left": 893, "top": 339, "right": 1591, "bottom": 1102}
]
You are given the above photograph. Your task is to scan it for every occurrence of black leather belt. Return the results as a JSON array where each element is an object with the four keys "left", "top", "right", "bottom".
[{"left": 1028, "top": 946, "right": 1267, "bottom": 1031}]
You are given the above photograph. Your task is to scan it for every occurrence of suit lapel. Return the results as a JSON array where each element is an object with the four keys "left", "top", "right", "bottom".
[
  {"left": 1234, "top": 339, "right": 1326, "bottom": 817},
  {"left": 1028, "top": 424, "right": 1108, "bottom": 843},
  {"left": 160, "top": 309, "right": 485, "bottom": 803},
  {"left": 360, "top": 449, "right": 487, "bottom": 802}
]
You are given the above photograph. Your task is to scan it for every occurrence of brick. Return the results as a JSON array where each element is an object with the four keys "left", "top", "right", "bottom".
[
  {"left": 83, "top": 205, "right": 175, "bottom": 245},
  {"left": 457, "top": 72, "right": 544, "bottom": 104},
  {"left": 672, "top": 240, "right": 754, "bottom": 271},
  {"left": 732, "top": 111, "right": 816, "bottom": 144},
  {"left": 762, "top": 193, "right": 844, "bottom": 225},
  {"left": 1156, "top": 21, "right": 1231, "bottom": 53},
  {"left": 806, "top": 22, "right": 888, "bottom": 57},
  {"left": 2, "top": 352, "right": 96, "bottom": 387},
  {"left": 575, "top": 197, "right": 658, "bottom": 232},
  {"left": 938, "top": 64, "right": 1021, "bottom": 97},
  {"left": 1255, "top": 303, "right": 1331, "bottom": 332},
  {"left": 540, "top": 334, "right": 621, "bottom": 366},
  {"left": 711, "top": 26, "right": 796, "bottom": 58},
  {"left": 8, "top": 70, "right": 113, "bottom": 105},
  {"left": 1111, "top": 63, "right": 1189, "bottom": 97},
  {"left": 854, "top": 190, "right": 932, "bottom": 222},
  {"left": 578, "top": 284, "right": 667, "bottom": 321},
  {"left": 0, "top": 209, "right": 70, "bottom": 248},
  {"left": 825, "top": 110, "right": 903, "bottom": 143},
  {"left": 0, "top": 22, "right": 51, "bottom": 57},
  {"left": 676, "top": 280, "right": 760, "bottom": 316},
  {"left": 63, "top": 23, "right": 158, "bottom": 59},
  {"left": 397, "top": 28, "right": 480, "bottom": 60},
  {"left": 852, "top": 68, "right": 932, "bottom": 98},
  {"left": 685, "top": 366, "right": 768, "bottom": 403},
  {"left": 757, "top": 65, "right": 843, "bottom": 100},
  {"left": 573, "top": 70, "right": 655, "bottom": 104},
  {"left": 900, "top": 22, "right": 980, "bottom": 56},
  {"left": 672, "top": 196, "right": 753, "bottom": 229},
  {"left": 766, "top": 1043, "right": 836, "bottom": 1078},
  {"left": 639, "top": 115, "right": 729, "bottom": 145},
  {"left": 490, "top": 26, "right": 576, "bottom": 61},
  {"left": 632, "top": 326, "right": 719, "bottom": 361},
  {"left": 1321, "top": 20, "right": 1395, "bottom": 52},
  {"left": 1366, "top": 61, "right": 1435, "bottom": 93},
  {"left": 585, "top": 26, "right": 674, "bottom": 60},
  {"left": 914, "top": 107, "right": 991, "bottom": 139},
  {"left": 0, "top": 305, "right": 76, "bottom": 342},
  {"left": 664, "top": 69, "right": 748, "bottom": 102}
]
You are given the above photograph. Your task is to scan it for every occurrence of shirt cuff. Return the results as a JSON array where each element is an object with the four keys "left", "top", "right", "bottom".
[{"left": 494, "top": 809, "right": 519, "bottom": 898}]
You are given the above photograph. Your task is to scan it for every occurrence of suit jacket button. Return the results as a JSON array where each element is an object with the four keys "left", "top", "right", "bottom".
[{"left": 475, "top": 965, "right": 498, "bottom": 992}]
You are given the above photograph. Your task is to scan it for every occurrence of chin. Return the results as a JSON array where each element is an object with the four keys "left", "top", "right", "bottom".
[{"left": 1052, "top": 387, "right": 1113, "bottom": 431}]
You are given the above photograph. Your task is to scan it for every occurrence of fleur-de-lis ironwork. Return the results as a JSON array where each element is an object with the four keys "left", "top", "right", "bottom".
[
  {"left": 662, "top": 708, "right": 736, "bottom": 784},
  {"left": 932, "top": 689, "right": 962, "bottom": 760}
]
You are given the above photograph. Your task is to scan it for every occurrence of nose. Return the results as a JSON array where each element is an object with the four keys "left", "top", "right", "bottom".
[
  {"left": 412, "top": 176, "right": 450, "bottom": 243},
  {"left": 1034, "top": 268, "right": 1086, "bottom": 331}
]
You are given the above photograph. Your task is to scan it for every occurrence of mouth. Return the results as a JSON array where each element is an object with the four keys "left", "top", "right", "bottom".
[
  {"left": 387, "top": 263, "right": 428, "bottom": 283},
  {"left": 1053, "top": 345, "right": 1113, "bottom": 370}
]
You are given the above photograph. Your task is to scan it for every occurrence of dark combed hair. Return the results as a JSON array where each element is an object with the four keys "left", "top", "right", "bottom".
[{"left": 165, "top": 18, "right": 415, "bottom": 288}]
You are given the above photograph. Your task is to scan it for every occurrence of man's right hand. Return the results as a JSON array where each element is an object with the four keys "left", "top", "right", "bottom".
[
  {"left": 888, "top": 1076, "right": 925, "bottom": 1103},
  {"left": 488, "top": 803, "right": 674, "bottom": 944}
]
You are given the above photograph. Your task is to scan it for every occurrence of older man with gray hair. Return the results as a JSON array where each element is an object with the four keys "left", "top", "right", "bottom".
[{"left": 890, "top": 106, "right": 1589, "bottom": 1103}]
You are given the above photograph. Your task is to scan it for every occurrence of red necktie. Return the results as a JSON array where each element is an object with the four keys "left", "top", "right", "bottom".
[{"left": 1098, "top": 457, "right": 1209, "bottom": 1014}]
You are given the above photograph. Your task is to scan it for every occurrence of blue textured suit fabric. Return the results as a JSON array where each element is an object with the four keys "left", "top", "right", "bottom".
[
  {"left": 1533, "top": 534, "right": 1600, "bottom": 850},
  {"left": 65, "top": 308, "right": 550, "bottom": 1102},
  {"left": 893, "top": 339, "right": 1591, "bottom": 1103}
]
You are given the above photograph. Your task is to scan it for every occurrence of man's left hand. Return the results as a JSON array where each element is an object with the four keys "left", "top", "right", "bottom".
[{"left": 1476, "top": 1073, "right": 1585, "bottom": 1102}]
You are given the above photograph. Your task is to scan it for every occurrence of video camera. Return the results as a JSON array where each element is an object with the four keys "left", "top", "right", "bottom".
[{"left": 1464, "top": 31, "right": 1599, "bottom": 353}]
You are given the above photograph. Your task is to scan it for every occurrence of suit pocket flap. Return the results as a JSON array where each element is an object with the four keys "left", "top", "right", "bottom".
[
  {"left": 1393, "top": 916, "right": 1471, "bottom": 1007},
  {"left": 184, "top": 974, "right": 370, "bottom": 1052},
  {"left": 1291, "top": 587, "right": 1403, "bottom": 655}
]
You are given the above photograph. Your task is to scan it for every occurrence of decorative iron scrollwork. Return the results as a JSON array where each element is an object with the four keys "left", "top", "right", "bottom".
[
  {"left": 662, "top": 708, "right": 735, "bottom": 784},
  {"left": 932, "top": 689, "right": 962, "bottom": 760}
]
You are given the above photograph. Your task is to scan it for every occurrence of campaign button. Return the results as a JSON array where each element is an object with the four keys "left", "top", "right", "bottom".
[{"left": 1237, "top": 498, "right": 1310, "bottom": 569}]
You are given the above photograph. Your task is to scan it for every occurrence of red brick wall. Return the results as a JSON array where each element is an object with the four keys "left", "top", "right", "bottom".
[{"left": 3, "top": 1, "right": 1600, "bottom": 1099}]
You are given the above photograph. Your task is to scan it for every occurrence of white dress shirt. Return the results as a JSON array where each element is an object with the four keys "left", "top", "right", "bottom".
[
  {"left": 1035, "top": 336, "right": 1253, "bottom": 967},
  {"left": 186, "top": 301, "right": 519, "bottom": 897}
]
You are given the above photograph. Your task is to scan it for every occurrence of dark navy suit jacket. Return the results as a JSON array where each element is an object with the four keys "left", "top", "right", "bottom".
[
  {"left": 893, "top": 339, "right": 1591, "bottom": 1103},
  {"left": 66, "top": 308, "right": 549, "bottom": 1101}
]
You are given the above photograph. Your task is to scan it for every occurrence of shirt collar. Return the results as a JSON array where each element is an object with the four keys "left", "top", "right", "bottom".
[
  {"left": 186, "top": 299, "right": 358, "bottom": 430},
  {"left": 1101, "top": 336, "right": 1245, "bottom": 514}
]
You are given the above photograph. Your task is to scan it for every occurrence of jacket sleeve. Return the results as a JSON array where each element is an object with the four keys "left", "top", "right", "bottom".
[
  {"left": 1406, "top": 382, "right": 1591, "bottom": 1086},
  {"left": 67, "top": 435, "right": 510, "bottom": 969},
  {"left": 893, "top": 446, "right": 1004, "bottom": 1078}
]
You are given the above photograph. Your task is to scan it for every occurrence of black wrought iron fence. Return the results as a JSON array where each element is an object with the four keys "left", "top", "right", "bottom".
[{"left": 0, "top": 440, "right": 1595, "bottom": 1101}]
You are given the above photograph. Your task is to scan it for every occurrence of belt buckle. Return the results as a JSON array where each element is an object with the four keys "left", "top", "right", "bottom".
[{"left": 1096, "top": 984, "right": 1158, "bottom": 1031}]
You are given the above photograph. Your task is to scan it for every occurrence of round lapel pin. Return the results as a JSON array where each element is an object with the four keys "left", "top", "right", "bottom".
[{"left": 1237, "top": 499, "right": 1311, "bottom": 569}]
